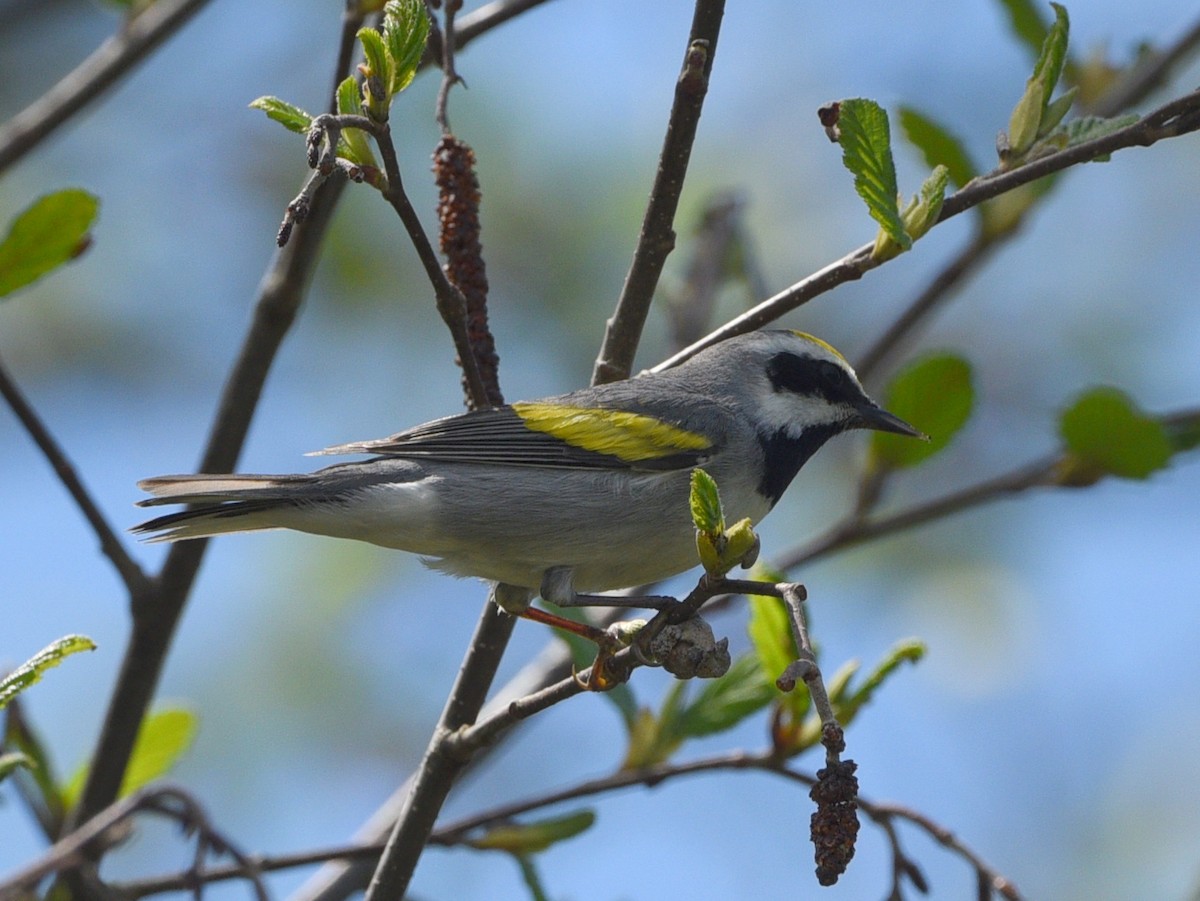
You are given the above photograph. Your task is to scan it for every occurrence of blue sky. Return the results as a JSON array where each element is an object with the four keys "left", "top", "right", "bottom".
[{"left": 3, "top": 2, "right": 1200, "bottom": 899}]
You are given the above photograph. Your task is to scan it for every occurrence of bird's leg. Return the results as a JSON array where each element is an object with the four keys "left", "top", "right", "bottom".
[{"left": 488, "top": 579, "right": 628, "bottom": 690}]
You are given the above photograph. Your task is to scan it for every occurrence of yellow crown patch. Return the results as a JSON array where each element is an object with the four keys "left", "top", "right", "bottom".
[{"left": 788, "top": 330, "right": 849, "bottom": 366}]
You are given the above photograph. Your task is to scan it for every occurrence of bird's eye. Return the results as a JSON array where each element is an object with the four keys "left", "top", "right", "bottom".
[{"left": 818, "top": 360, "right": 848, "bottom": 391}]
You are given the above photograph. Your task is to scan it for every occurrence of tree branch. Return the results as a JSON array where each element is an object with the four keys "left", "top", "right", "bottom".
[
  {"left": 652, "top": 86, "right": 1200, "bottom": 372},
  {"left": 592, "top": 0, "right": 725, "bottom": 385},
  {"left": 0, "top": 355, "right": 150, "bottom": 598}
]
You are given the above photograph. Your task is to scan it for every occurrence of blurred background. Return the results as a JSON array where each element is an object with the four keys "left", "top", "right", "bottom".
[{"left": 2, "top": 1, "right": 1199, "bottom": 898}]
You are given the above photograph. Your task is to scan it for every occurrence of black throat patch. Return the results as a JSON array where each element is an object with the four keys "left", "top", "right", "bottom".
[{"left": 756, "top": 423, "right": 843, "bottom": 507}]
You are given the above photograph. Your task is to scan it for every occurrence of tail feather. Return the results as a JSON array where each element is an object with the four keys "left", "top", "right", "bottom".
[
  {"left": 133, "top": 473, "right": 316, "bottom": 542},
  {"left": 137, "top": 473, "right": 311, "bottom": 506}
]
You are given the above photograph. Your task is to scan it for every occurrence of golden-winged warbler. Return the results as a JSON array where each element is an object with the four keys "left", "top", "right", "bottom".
[{"left": 135, "top": 330, "right": 922, "bottom": 611}]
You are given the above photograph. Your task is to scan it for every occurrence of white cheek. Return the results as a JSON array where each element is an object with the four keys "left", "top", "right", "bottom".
[{"left": 753, "top": 385, "right": 848, "bottom": 434}]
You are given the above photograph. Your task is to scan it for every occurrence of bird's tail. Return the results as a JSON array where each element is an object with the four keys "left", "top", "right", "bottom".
[{"left": 133, "top": 473, "right": 316, "bottom": 542}]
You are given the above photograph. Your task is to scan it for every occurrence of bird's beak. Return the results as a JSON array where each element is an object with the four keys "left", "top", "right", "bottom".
[{"left": 853, "top": 403, "right": 928, "bottom": 440}]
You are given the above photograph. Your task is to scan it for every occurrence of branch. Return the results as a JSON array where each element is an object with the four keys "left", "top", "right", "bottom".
[
  {"left": 0, "top": 355, "right": 150, "bottom": 598},
  {"left": 652, "top": 86, "right": 1200, "bottom": 372},
  {"left": 68, "top": 174, "right": 348, "bottom": 832},
  {"left": 592, "top": 0, "right": 725, "bottom": 385},
  {"left": 0, "top": 0, "right": 216, "bottom": 174},
  {"left": 0, "top": 784, "right": 267, "bottom": 901},
  {"left": 362, "top": 602, "right": 517, "bottom": 900}
]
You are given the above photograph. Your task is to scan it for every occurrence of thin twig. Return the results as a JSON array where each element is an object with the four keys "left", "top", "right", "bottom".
[
  {"left": 365, "top": 117, "right": 492, "bottom": 407},
  {"left": 592, "top": 0, "right": 726, "bottom": 385},
  {"left": 112, "top": 753, "right": 1021, "bottom": 900},
  {"left": 0, "top": 355, "right": 150, "bottom": 599},
  {"left": 432, "top": 0, "right": 463, "bottom": 133},
  {"left": 0, "top": 784, "right": 267, "bottom": 901},
  {"left": 652, "top": 86, "right": 1200, "bottom": 372},
  {"left": 0, "top": 0, "right": 215, "bottom": 174},
  {"left": 855, "top": 15, "right": 1200, "bottom": 384}
]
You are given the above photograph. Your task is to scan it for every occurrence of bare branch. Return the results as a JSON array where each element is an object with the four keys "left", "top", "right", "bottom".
[
  {"left": 0, "top": 356, "right": 150, "bottom": 598},
  {"left": 592, "top": 0, "right": 726, "bottom": 385},
  {"left": 0, "top": 784, "right": 267, "bottom": 901}
]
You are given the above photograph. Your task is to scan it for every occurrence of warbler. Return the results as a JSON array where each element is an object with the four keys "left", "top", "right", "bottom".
[{"left": 135, "top": 330, "right": 922, "bottom": 612}]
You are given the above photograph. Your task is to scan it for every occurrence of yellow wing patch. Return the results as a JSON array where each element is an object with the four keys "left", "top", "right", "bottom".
[
  {"left": 512, "top": 402, "right": 711, "bottom": 462},
  {"left": 789, "top": 330, "right": 849, "bottom": 366}
]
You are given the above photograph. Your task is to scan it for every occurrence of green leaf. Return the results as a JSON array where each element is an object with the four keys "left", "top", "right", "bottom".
[
  {"left": 470, "top": 809, "right": 596, "bottom": 855},
  {"left": 1037, "top": 85, "right": 1079, "bottom": 138},
  {"left": 248, "top": 96, "right": 314, "bottom": 135},
  {"left": 1042, "top": 113, "right": 1139, "bottom": 158},
  {"left": 898, "top": 107, "right": 977, "bottom": 189},
  {"left": 356, "top": 26, "right": 393, "bottom": 117},
  {"left": 746, "top": 593, "right": 796, "bottom": 682},
  {"left": 689, "top": 468, "right": 724, "bottom": 533},
  {"left": 835, "top": 99, "right": 909, "bottom": 253},
  {"left": 833, "top": 639, "right": 925, "bottom": 725},
  {"left": 901, "top": 165, "right": 949, "bottom": 242},
  {"left": 63, "top": 706, "right": 196, "bottom": 807},
  {"left": 873, "top": 354, "right": 973, "bottom": 469},
  {"left": 996, "top": 0, "right": 1051, "bottom": 60},
  {"left": 622, "top": 706, "right": 683, "bottom": 769},
  {"left": 334, "top": 76, "right": 378, "bottom": 168},
  {"left": 0, "top": 635, "right": 96, "bottom": 710},
  {"left": 674, "top": 654, "right": 776, "bottom": 739},
  {"left": 1031, "top": 3, "right": 1070, "bottom": 103},
  {"left": 383, "top": 0, "right": 430, "bottom": 95},
  {"left": 1058, "top": 387, "right": 1173, "bottom": 482},
  {"left": 0, "top": 190, "right": 99, "bottom": 298},
  {"left": 0, "top": 752, "right": 34, "bottom": 783},
  {"left": 1007, "top": 79, "right": 1046, "bottom": 158},
  {"left": 1005, "top": 3, "right": 1071, "bottom": 159}
]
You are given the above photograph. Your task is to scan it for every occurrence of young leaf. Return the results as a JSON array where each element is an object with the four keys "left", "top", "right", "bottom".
[
  {"left": 901, "top": 164, "right": 950, "bottom": 242},
  {"left": 747, "top": 592, "right": 797, "bottom": 682},
  {"left": 334, "top": 76, "right": 378, "bottom": 168},
  {"left": 1043, "top": 113, "right": 1139, "bottom": 158},
  {"left": 898, "top": 106, "right": 977, "bottom": 189},
  {"left": 674, "top": 654, "right": 776, "bottom": 739},
  {"left": 835, "top": 98, "right": 909, "bottom": 252},
  {"left": 1031, "top": 3, "right": 1070, "bottom": 106},
  {"left": 469, "top": 809, "right": 596, "bottom": 854},
  {"left": 1005, "top": 2, "right": 1070, "bottom": 159},
  {"left": 0, "top": 190, "right": 99, "bottom": 299},
  {"left": 356, "top": 26, "right": 393, "bottom": 117},
  {"left": 872, "top": 354, "right": 973, "bottom": 469},
  {"left": 690, "top": 468, "right": 724, "bottom": 534},
  {"left": 0, "top": 635, "right": 96, "bottom": 710},
  {"left": 1058, "top": 387, "right": 1173, "bottom": 482},
  {"left": 1037, "top": 85, "right": 1079, "bottom": 138},
  {"left": 621, "top": 683, "right": 689, "bottom": 769},
  {"left": 62, "top": 706, "right": 197, "bottom": 806},
  {"left": 384, "top": 0, "right": 431, "bottom": 95},
  {"left": 248, "top": 96, "right": 314, "bottom": 135},
  {"left": 833, "top": 639, "right": 925, "bottom": 725}
]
